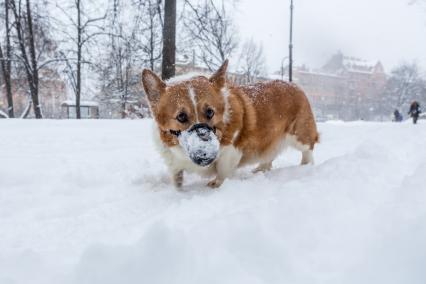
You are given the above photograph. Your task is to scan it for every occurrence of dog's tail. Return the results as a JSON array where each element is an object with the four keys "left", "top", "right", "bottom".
[{"left": 315, "top": 132, "right": 321, "bottom": 144}]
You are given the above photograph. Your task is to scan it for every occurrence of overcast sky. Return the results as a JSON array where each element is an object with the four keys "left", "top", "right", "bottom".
[{"left": 234, "top": 0, "right": 426, "bottom": 74}]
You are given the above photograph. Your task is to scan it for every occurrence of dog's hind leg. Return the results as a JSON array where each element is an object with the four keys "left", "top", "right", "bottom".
[
  {"left": 173, "top": 170, "right": 184, "bottom": 188},
  {"left": 252, "top": 161, "right": 273, "bottom": 173}
]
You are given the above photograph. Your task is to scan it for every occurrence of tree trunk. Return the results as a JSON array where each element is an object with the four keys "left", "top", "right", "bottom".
[
  {"left": 76, "top": 0, "right": 82, "bottom": 119},
  {"left": 121, "top": 100, "right": 126, "bottom": 118},
  {"left": 2, "top": 0, "right": 14, "bottom": 118},
  {"left": 26, "top": 0, "right": 42, "bottom": 119},
  {"left": 161, "top": 0, "right": 176, "bottom": 80},
  {"left": 0, "top": 46, "right": 14, "bottom": 118}
]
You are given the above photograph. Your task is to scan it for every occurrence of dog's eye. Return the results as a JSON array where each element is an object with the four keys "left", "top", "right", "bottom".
[
  {"left": 176, "top": 112, "right": 188, "bottom": 123},
  {"left": 206, "top": 108, "right": 215, "bottom": 119}
]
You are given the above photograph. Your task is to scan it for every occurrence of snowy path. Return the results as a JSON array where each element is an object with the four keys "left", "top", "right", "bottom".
[{"left": 0, "top": 120, "right": 425, "bottom": 284}]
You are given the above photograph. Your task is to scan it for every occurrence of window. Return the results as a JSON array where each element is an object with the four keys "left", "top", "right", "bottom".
[{"left": 69, "top": 106, "right": 77, "bottom": 119}]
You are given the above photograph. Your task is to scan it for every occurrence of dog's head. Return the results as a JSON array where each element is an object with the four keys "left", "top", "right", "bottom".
[{"left": 141, "top": 60, "right": 229, "bottom": 167}]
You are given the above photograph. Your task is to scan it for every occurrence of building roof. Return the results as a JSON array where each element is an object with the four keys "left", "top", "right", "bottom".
[{"left": 322, "top": 52, "right": 384, "bottom": 75}]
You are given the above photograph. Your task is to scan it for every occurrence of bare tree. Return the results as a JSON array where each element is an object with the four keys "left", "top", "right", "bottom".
[
  {"left": 9, "top": 0, "right": 43, "bottom": 118},
  {"left": 237, "top": 38, "right": 266, "bottom": 83},
  {"left": 75, "top": 0, "right": 83, "bottom": 119},
  {"left": 382, "top": 62, "right": 426, "bottom": 111},
  {"left": 0, "top": 0, "right": 14, "bottom": 117},
  {"left": 108, "top": 0, "right": 129, "bottom": 118},
  {"left": 182, "top": 0, "right": 237, "bottom": 71},
  {"left": 134, "top": 0, "right": 163, "bottom": 71},
  {"left": 96, "top": 0, "right": 163, "bottom": 118},
  {"left": 101, "top": 0, "right": 135, "bottom": 118},
  {"left": 55, "top": 0, "right": 107, "bottom": 119},
  {"left": 1, "top": 0, "right": 48, "bottom": 119}
]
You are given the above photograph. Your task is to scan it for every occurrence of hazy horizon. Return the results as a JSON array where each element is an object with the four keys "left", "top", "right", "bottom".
[{"left": 235, "top": 0, "right": 426, "bottom": 74}]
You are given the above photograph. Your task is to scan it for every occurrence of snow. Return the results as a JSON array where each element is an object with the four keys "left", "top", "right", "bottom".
[
  {"left": 0, "top": 119, "right": 426, "bottom": 284},
  {"left": 343, "top": 57, "right": 377, "bottom": 68},
  {"left": 178, "top": 127, "right": 220, "bottom": 166},
  {"left": 0, "top": 109, "right": 8, "bottom": 118}
]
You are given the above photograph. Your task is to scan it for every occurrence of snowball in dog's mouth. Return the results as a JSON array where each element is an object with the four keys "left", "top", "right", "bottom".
[{"left": 178, "top": 124, "right": 220, "bottom": 167}]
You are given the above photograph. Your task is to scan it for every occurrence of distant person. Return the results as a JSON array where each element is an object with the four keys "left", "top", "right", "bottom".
[
  {"left": 408, "top": 101, "right": 421, "bottom": 124},
  {"left": 393, "top": 109, "right": 403, "bottom": 122}
]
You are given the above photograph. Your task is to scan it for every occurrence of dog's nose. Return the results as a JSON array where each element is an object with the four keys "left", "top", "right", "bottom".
[
  {"left": 196, "top": 127, "right": 210, "bottom": 141},
  {"left": 189, "top": 123, "right": 213, "bottom": 142}
]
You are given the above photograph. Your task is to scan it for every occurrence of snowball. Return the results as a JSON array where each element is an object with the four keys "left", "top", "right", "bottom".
[{"left": 178, "top": 127, "right": 220, "bottom": 166}]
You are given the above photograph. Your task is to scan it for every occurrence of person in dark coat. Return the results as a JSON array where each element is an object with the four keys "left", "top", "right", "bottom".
[
  {"left": 408, "top": 101, "right": 421, "bottom": 124},
  {"left": 393, "top": 109, "right": 403, "bottom": 122}
]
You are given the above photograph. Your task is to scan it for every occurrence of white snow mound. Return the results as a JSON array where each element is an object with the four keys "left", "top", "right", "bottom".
[{"left": 0, "top": 119, "right": 425, "bottom": 284}]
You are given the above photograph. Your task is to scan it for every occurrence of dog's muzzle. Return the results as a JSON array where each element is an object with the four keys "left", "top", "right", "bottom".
[{"left": 189, "top": 123, "right": 216, "bottom": 139}]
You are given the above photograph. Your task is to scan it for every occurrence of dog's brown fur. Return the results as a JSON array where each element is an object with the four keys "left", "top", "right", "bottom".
[{"left": 142, "top": 60, "right": 318, "bottom": 188}]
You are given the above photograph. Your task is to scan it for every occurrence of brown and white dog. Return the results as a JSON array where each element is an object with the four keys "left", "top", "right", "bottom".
[{"left": 141, "top": 60, "right": 319, "bottom": 189}]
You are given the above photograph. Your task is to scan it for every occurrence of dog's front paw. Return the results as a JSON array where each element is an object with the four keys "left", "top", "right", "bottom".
[
  {"left": 173, "top": 170, "right": 184, "bottom": 188},
  {"left": 207, "top": 178, "right": 224, "bottom": 188}
]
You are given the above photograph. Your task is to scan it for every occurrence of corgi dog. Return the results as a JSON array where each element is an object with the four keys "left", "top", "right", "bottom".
[{"left": 141, "top": 60, "right": 319, "bottom": 189}]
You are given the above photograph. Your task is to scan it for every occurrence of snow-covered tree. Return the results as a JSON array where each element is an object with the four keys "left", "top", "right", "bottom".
[
  {"left": 182, "top": 0, "right": 237, "bottom": 71},
  {"left": 9, "top": 0, "right": 44, "bottom": 118},
  {"left": 237, "top": 38, "right": 266, "bottom": 83},
  {"left": 54, "top": 0, "right": 108, "bottom": 119},
  {"left": 382, "top": 63, "right": 426, "bottom": 113},
  {"left": 95, "top": 0, "right": 163, "bottom": 118},
  {"left": 5, "top": 0, "right": 59, "bottom": 118}
]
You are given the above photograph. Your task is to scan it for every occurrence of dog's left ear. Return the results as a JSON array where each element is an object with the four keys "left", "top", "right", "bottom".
[
  {"left": 141, "top": 69, "right": 166, "bottom": 106},
  {"left": 209, "top": 59, "right": 229, "bottom": 89}
]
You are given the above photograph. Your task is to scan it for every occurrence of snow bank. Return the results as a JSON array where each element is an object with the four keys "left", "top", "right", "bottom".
[{"left": 0, "top": 120, "right": 425, "bottom": 284}]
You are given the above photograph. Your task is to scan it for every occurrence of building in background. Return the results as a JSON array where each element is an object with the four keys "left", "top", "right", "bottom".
[
  {"left": 61, "top": 100, "right": 99, "bottom": 119},
  {"left": 294, "top": 52, "right": 387, "bottom": 121}
]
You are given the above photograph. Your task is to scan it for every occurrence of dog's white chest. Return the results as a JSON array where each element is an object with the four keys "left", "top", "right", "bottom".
[{"left": 153, "top": 127, "right": 215, "bottom": 176}]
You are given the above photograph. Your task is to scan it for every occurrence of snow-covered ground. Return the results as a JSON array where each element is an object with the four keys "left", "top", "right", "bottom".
[{"left": 0, "top": 119, "right": 425, "bottom": 284}]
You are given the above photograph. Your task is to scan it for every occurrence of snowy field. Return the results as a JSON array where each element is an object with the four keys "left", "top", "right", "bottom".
[{"left": 0, "top": 119, "right": 425, "bottom": 284}]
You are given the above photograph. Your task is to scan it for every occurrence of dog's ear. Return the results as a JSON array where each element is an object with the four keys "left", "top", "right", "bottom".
[
  {"left": 209, "top": 59, "right": 228, "bottom": 89},
  {"left": 141, "top": 69, "right": 166, "bottom": 106}
]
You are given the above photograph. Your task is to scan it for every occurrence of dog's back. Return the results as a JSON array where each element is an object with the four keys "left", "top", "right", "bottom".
[{"left": 226, "top": 80, "right": 318, "bottom": 166}]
